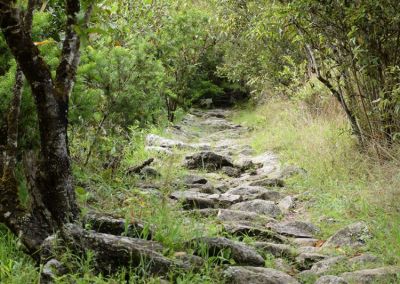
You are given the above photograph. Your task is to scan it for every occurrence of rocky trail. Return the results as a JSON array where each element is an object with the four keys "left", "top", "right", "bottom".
[{"left": 126, "top": 109, "right": 399, "bottom": 284}]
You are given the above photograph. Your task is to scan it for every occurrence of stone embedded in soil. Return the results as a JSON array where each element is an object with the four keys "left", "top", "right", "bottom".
[
  {"left": 222, "top": 166, "right": 242, "bottom": 177},
  {"left": 224, "top": 266, "right": 300, "bottom": 284},
  {"left": 275, "top": 258, "right": 297, "bottom": 275},
  {"left": 295, "top": 253, "right": 329, "bottom": 270},
  {"left": 315, "top": 275, "right": 348, "bottom": 284},
  {"left": 348, "top": 254, "right": 380, "bottom": 267},
  {"left": 184, "top": 151, "right": 234, "bottom": 171},
  {"left": 146, "top": 134, "right": 188, "bottom": 149},
  {"left": 225, "top": 186, "right": 282, "bottom": 201},
  {"left": 249, "top": 178, "right": 285, "bottom": 187},
  {"left": 322, "top": 222, "right": 371, "bottom": 249},
  {"left": 208, "top": 193, "right": 242, "bottom": 207},
  {"left": 292, "top": 238, "right": 319, "bottom": 247},
  {"left": 170, "top": 191, "right": 216, "bottom": 209},
  {"left": 217, "top": 209, "right": 275, "bottom": 225},
  {"left": 188, "top": 237, "right": 264, "bottom": 266},
  {"left": 183, "top": 175, "right": 208, "bottom": 185},
  {"left": 341, "top": 267, "right": 400, "bottom": 283},
  {"left": 170, "top": 191, "right": 242, "bottom": 209},
  {"left": 188, "top": 183, "right": 218, "bottom": 194},
  {"left": 297, "top": 246, "right": 321, "bottom": 254},
  {"left": 267, "top": 221, "right": 319, "bottom": 238},
  {"left": 253, "top": 242, "right": 296, "bottom": 258},
  {"left": 200, "top": 118, "right": 240, "bottom": 130},
  {"left": 278, "top": 196, "right": 295, "bottom": 213},
  {"left": 40, "top": 259, "right": 67, "bottom": 283},
  {"left": 304, "top": 256, "right": 347, "bottom": 275},
  {"left": 230, "top": 199, "right": 282, "bottom": 218},
  {"left": 278, "top": 165, "right": 307, "bottom": 179},
  {"left": 174, "top": 252, "right": 204, "bottom": 269}
]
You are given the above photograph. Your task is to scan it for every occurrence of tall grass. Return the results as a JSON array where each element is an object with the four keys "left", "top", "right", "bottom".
[{"left": 233, "top": 99, "right": 400, "bottom": 264}]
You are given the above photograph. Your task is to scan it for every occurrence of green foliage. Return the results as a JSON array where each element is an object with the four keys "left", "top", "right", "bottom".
[
  {"left": 74, "top": 38, "right": 166, "bottom": 128},
  {"left": 0, "top": 226, "right": 38, "bottom": 283}
]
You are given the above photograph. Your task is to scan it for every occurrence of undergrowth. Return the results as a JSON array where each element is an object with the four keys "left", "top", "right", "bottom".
[
  {"left": 233, "top": 99, "right": 400, "bottom": 265},
  {"left": 1, "top": 99, "right": 399, "bottom": 282}
]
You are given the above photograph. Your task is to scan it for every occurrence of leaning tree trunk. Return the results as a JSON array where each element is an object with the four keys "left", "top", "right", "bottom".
[
  {"left": 0, "top": 2, "right": 182, "bottom": 279},
  {"left": 0, "top": 0, "right": 84, "bottom": 255}
]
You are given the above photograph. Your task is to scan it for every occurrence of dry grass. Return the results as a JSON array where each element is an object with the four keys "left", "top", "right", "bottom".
[{"left": 233, "top": 98, "right": 400, "bottom": 264}]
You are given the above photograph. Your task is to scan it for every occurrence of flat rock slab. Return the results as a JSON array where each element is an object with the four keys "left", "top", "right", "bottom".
[
  {"left": 292, "top": 238, "right": 319, "bottom": 247},
  {"left": 230, "top": 199, "right": 282, "bottom": 218},
  {"left": 307, "top": 256, "right": 347, "bottom": 275},
  {"left": 341, "top": 267, "right": 400, "bottom": 283},
  {"left": 225, "top": 186, "right": 282, "bottom": 201},
  {"left": 224, "top": 266, "right": 300, "bottom": 284},
  {"left": 217, "top": 209, "right": 275, "bottom": 225},
  {"left": 146, "top": 134, "right": 188, "bottom": 149},
  {"left": 62, "top": 224, "right": 176, "bottom": 275},
  {"left": 267, "top": 221, "right": 319, "bottom": 238},
  {"left": 188, "top": 237, "right": 264, "bottom": 266},
  {"left": 184, "top": 151, "right": 234, "bottom": 171},
  {"left": 323, "top": 222, "right": 371, "bottom": 249},
  {"left": 253, "top": 242, "right": 296, "bottom": 258},
  {"left": 170, "top": 191, "right": 242, "bottom": 209},
  {"left": 295, "top": 253, "right": 329, "bottom": 270},
  {"left": 170, "top": 191, "right": 215, "bottom": 209}
]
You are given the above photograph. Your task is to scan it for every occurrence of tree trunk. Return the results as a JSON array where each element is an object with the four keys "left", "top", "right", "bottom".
[
  {"left": 0, "top": 0, "right": 82, "bottom": 253},
  {"left": 0, "top": 2, "right": 180, "bottom": 278}
]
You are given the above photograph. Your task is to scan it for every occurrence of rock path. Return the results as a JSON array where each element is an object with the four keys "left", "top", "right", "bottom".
[{"left": 143, "top": 109, "right": 399, "bottom": 284}]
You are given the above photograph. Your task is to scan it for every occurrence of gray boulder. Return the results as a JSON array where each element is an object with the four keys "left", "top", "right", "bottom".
[
  {"left": 308, "top": 256, "right": 347, "bottom": 275},
  {"left": 225, "top": 186, "right": 282, "bottom": 201},
  {"left": 267, "top": 221, "right": 319, "bottom": 238},
  {"left": 189, "top": 237, "right": 264, "bottom": 266},
  {"left": 170, "top": 191, "right": 241, "bottom": 209},
  {"left": 217, "top": 209, "right": 274, "bottom": 224},
  {"left": 295, "top": 253, "right": 329, "bottom": 270},
  {"left": 292, "top": 238, "right": 319, "bottom": 247},
  {"left": 230, "top": 199, "right": 282, "bottom": 218},
  {"left": 323, "top": 222, "right": 371, "bottom": 249},
  {"left": 348, "top": 254, "right": 380, "bottom": 267},
  {"left": 224, "top": 266, "right": 300, "bottom": 284},
  {"left": 278, "top": 196, "right": 295, "bottom": 213},
  {"left": 253, "top": 242, "right": 296, "bottom": 258},
  {"left": 170, "top": 191, "right": 215, "bottom": 209},
  {"left": 184, "top": 151, "right": 234, "bottom": 171},
  {"left": 341, "top": 267, "right": 400, "bottom": 283},
  {"left": 146, "top": 134, "right": 188, "bottom": 149},
  {"left": 222, "top": 166, "right": 242, "bottom": 178}
]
